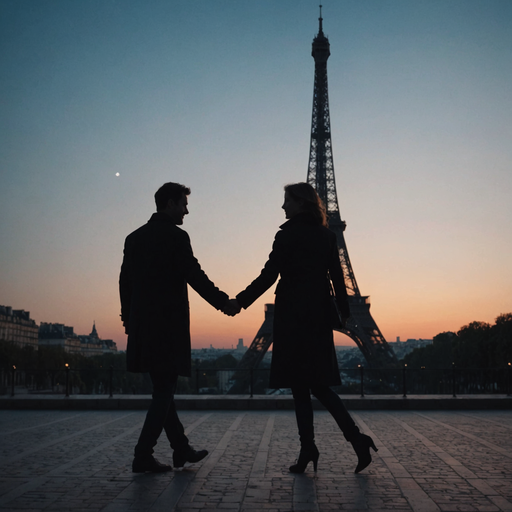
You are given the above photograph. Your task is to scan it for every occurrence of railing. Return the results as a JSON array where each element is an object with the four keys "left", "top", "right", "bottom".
[{"left": 1, "top": 364, "right": 511, "bottom": 397}]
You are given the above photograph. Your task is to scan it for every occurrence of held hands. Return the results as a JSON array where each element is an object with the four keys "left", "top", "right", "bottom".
[{"left": 223, "top": 298, "right": 242, "bottom": 317}]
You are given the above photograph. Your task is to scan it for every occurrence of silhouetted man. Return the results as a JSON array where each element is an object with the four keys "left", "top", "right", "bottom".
[{"left": 120, "top": 182, "right": 230, "bottom": 473}]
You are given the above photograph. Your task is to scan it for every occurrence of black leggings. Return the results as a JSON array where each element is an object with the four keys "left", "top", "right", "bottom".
[{"left": 291, "top": 385, "right": 360, "bottom": 447}]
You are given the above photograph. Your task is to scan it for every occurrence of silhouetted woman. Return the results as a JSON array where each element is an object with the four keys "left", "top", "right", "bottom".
[{"left": 234, "top": 183, "right": 377, "bottom": 473}]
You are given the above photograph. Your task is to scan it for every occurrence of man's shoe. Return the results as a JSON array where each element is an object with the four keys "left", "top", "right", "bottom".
[
  {"left": 173, "top": 447, "right": 208, "bottom": 468},
  {"left": 132, "top": 455, "right": 173, "bottom": 473}
]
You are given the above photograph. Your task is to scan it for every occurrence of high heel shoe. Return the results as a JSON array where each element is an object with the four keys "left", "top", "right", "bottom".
[
  {"left": 351, "top": 434, "right": 378, "bottom": 473},
  {"left": 289, "top": 444, "right": 319, "bottom": 473}
]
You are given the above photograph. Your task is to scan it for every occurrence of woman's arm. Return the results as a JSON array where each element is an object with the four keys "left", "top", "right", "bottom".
[{"left": 236, "top": 232, "right": 284, "bottom": 309}]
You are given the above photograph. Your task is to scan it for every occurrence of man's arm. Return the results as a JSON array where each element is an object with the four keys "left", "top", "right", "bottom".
[
  {"left": 119, "top": 239, "right": 132, "bottom": 334},
  {"left": 177, "top": 230, "right": 229, "bottom": 310}
]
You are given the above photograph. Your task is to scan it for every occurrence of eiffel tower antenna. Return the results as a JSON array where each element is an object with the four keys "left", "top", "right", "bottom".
[{"left": 229, "top": 9, "right": 397, "bottom": 390}]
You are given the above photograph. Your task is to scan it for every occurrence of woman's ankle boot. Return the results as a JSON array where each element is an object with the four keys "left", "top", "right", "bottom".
[
  {"left": 351, "top": 434, "right": 378, "bottom": 473},
  {"left": 289, "top": 444, "right": 320, "bottom": 473}
]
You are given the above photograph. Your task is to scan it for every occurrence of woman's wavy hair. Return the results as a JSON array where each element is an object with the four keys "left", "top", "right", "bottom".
[{"left": 284, "top": 182, "right": 328, "bottom": 227}]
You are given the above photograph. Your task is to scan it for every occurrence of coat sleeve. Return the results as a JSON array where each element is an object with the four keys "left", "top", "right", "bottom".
[
  {"left": 328, "top": 233, "right": 351, "bottom": 318},
  {"left": 176, "top": 230, "right": 228, "bottom": 310},
  {"left": 119, "top": 237, "right": 132, "bottom": 331},
  {"left": 236, "top": 231, "right": 284, "bottom": 309}
]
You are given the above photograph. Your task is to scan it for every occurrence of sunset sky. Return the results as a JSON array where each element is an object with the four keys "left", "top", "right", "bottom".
[{"left": 1, "top": 0, "right": 511, "bottom": 351}]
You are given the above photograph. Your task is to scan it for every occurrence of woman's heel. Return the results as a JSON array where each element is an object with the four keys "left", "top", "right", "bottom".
[
  {"left": 351, "top": 434, "right": 378, "bottom": 473},
  {"left": 289, "top": 444, "right": 320, "bottom": 474},
  {"left": 312, "top": 450, "right": 319, "bottom": 472}
]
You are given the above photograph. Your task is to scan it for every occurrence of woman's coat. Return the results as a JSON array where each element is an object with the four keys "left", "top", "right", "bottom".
[{"left": 236, "top": 212, "right": 350, "bottom": 388}]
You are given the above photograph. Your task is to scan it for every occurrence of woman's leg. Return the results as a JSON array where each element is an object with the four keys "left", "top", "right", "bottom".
[
  {"left": 311, "top": 385, "right": 377, "bottom": 473},
  {"left": 289, "top": 386, "right": 319, "bottom": 473},
  {"left": 291, "top": 386, "right": 315, "bottom": 448},
  {"left": 311, "top": 385, "right": 360, "bottom": 442}
]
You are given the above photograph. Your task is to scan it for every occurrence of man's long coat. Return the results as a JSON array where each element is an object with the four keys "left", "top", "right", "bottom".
[
  {"left": 120, "top": 212, "right": 228, "bottom": 375},
  {"left": 236, "top": 212, "right": 350, "bottom": 388}
]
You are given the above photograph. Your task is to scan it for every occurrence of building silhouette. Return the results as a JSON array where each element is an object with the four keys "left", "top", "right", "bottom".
[
  {"left": 78, "top": 322, "right": 117, "bottom": 356},
  {"left": 0, "top": 305, "right": 39, "bottom": 349},
  {"left": 38, "top": 322, "right": 82, "bottom": 353},
  {"left": 2, "top": 302, "right": 117, "bottom": 356},
  {"left": 39, "top": 321, "right": 117, "bottom": 356}
]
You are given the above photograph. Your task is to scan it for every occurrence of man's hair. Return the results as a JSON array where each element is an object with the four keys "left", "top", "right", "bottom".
[
  {"left": 284, "top": 182, "right": 328, "bottom": 227},
  {"left": 154, "top": 182, "right": 191, "bottom": 211}
]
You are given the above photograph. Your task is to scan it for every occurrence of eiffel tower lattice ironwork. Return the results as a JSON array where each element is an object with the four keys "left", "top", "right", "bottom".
[{"left": 229, "top": 9, "right": 397, "bottom": 392}]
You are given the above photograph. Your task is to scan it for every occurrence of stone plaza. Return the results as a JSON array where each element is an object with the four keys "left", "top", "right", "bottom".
[{"left": 1, "top": 404, "right": 511, "bottom": 512}]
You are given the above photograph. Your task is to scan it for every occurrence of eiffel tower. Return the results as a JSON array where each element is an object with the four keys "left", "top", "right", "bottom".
[
  {"left": 305, "top": 7, "right": 397, "bottom": 369},
  {"left": 230, "top": 9, "right": 397, "bottom": 390}
]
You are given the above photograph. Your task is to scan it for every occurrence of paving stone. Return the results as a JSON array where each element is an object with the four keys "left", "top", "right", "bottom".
[{"left": 1, "top": 410, "right": 512, "bottom": 511}]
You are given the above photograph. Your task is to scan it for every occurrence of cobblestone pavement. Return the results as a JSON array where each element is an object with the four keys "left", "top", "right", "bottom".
[{"left": 1, "top": 410, "right": 511, "bottom": 512}]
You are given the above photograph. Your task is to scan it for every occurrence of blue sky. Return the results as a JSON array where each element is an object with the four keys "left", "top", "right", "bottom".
[{"left": 1, "top": 0, "right": 511, "bottom": 349}]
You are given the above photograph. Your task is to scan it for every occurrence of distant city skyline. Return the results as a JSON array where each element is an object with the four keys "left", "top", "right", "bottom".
[
  {"left": 1, "top": 1, "right": 511, "bottom": 350},
  {"left": 0, "top": 304, "right": 118, "bottom": 356}
]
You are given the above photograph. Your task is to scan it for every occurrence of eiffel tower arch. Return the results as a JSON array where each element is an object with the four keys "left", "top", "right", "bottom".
[{"left": 232, "top": 9, "right": 397, "bottom": 386}]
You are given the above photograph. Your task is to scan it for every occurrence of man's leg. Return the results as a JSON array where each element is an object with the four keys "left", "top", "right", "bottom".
[
  {"left": 161, "top": 377, "right": 189, "bottom": 452},
  {"left": 134, "top": 371, "right": 180, "bottom": 458},
  {"left": 150, "top": 372, "right": 208, "bottom": 468},
  {"left": 132, "top": 371, "right": 178, "bottom": 472}
]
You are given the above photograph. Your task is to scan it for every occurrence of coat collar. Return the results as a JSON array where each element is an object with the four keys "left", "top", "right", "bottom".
[
  {"left": 148, "top": 211, "right": 176, "bottom": 224},
  {"left": 279, "top": 211, "right": 319, "bottom": 230}
]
